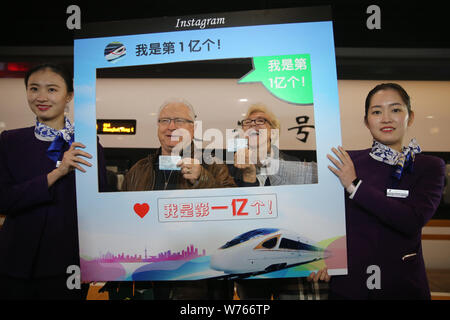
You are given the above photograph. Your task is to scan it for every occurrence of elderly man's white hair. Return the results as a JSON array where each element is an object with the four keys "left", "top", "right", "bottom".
[{"left": 157, "top": 98, "right": 197, "bottom": 122}]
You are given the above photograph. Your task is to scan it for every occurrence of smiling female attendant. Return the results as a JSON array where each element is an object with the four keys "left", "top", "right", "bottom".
[
  {"left": 0, "top": 64, "right": 106, "bottom": 299},
  {"left": 231, "top": 104, "right": 328, "bottom": 300},
  {"left": 327, "top": 83, "right": 445, "bottom": 300}
]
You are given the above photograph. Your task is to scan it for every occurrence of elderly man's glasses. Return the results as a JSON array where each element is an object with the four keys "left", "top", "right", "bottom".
[
  {"left": 240, "top": 118, "right": 270, "bottom": 127},
  {"left": 158, "top": 118, "right": 194, "bottom": 126}
]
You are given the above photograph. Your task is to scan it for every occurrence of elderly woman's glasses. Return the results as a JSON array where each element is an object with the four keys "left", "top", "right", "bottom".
[
  {"left": 158, "top": 118, "right": 194, "bottom": 126},
  {"left": 240, "top": 118, "right": 270, "bottom": 127}
]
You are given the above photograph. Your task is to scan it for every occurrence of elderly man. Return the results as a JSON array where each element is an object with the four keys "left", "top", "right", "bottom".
[
  {"left": 120, "top": 99, "right": 235, "bottom": 300},
  {"left": 123, "top": 99, "right": 235, "bottom": 191}
]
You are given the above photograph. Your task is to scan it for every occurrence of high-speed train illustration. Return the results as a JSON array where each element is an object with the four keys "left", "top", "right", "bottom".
[
  {"left": 104, "top": 42, "right": 127, "bottom": 63},
  {"left": 210, "top": 228, "right": 331, "bottom": 275}
]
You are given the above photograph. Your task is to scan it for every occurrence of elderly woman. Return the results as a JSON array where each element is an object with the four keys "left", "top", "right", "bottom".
[
  {"left": 230, "top": 104, "right": 327, "bottom": 300},
  {"left": 231, "top": 103, "right": 317, "bottom": 187}
]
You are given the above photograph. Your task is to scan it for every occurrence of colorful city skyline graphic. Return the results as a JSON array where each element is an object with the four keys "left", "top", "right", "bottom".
[{"left": 96, "top": 244, "right": 206, "bottom": 263}]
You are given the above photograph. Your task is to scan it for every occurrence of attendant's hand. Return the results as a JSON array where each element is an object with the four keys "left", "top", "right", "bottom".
[
  {"left": 234, "top": 148, "right": 257, "bottom": 183},
  {"left": 47, "top": 142, "right": 93, "bottom": 187},
  {"left": 327, "top": 146, "right": 357, "bottom": 189},
  {"left": 178, "top": 158, "right": 202, "bottom": 184},
  {"left": 307, "top": 267, "right": 331, "bottom": 283}
]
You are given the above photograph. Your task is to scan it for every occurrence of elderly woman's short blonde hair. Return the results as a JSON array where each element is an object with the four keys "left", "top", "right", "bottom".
[{"left": 244, "top": 103, "right": 280, "bottom": 130}]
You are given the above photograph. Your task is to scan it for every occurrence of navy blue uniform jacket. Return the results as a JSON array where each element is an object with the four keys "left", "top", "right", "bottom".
[
  {"left": 330, "top": 149, "right": 445, "bottom": 299},
  {"left": 0, "top": 127, "right": 106, "bottom": 279}
]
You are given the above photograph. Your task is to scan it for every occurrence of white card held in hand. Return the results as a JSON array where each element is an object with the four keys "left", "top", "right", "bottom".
[
  {"left": 159, "top": 155, "right": 181, "bottom": 170},
  {"left": 227, "top": 138, "right": 248, "bottom": 152}
]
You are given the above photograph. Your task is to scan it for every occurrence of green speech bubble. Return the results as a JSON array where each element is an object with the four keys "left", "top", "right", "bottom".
[{"left": 239, "top": 54, "right": 313, "bottom": 105}]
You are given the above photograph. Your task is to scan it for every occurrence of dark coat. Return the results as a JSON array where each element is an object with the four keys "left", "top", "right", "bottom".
[
  {"left": 330, "top": 148, "right": 445, "bottom": 300},
  {"left": 122, "top": 148, "right": 236, "bottom": 191}
]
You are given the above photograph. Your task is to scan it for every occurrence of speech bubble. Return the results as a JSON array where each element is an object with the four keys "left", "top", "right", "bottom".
[{"left": 239, "top": 54, "right": 313, "bottom": 105}]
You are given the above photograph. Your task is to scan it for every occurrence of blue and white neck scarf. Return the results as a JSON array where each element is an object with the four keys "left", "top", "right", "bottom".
[
  {"left": 34, "top": 117, "right": 74, "bottom": 163},
  {"left": 369, "top": 138, "right": 421, "bottom": 180}
]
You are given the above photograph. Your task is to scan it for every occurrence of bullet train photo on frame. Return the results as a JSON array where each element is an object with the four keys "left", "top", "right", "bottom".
[{"left": 210, "top": 228, "right": 331, "bottom": 277}]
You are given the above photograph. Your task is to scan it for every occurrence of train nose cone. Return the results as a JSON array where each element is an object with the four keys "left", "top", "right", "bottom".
[
  {"left": 210, "top": 249, "right": 237, "bottom": 273},
  {"left": 210, "top": 250, "right": 225, "bottom": 271}
]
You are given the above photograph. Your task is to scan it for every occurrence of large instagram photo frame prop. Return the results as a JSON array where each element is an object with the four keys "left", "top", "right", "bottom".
[{"left": 74, "top": 6, "right": 348, "bottom": 281}]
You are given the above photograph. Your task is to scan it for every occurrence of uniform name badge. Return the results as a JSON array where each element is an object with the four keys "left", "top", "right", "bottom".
[{"left": 386, "top": 189, "right": 409, "bottom": 198}]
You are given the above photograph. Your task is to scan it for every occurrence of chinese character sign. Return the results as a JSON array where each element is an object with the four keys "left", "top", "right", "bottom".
[
  {"left": 239, "top": 54, "right": 313, "bottom": 105},
  {"left": 158, "top": 194, "right": 277, "bottom": 222},
  {"left": 135, "top": 39, "right": 221, "bottom": 57}
]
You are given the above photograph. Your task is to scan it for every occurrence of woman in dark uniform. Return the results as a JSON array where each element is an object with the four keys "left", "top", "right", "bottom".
[{"left": 327, "top": 83, "right": 445, "bottom": 299}]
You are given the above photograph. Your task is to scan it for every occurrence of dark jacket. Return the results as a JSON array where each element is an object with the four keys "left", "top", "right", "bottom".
[
  {"left": 122, "top": 149, "right": 236, "bottom": 191},
  {"left": 0, "top": 126, "right": 107, "bottom": 279}
]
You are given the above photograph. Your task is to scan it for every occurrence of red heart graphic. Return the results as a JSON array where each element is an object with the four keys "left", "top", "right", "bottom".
[{"left": 134, "top": 203, "right": 149, "bottom": 218}]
